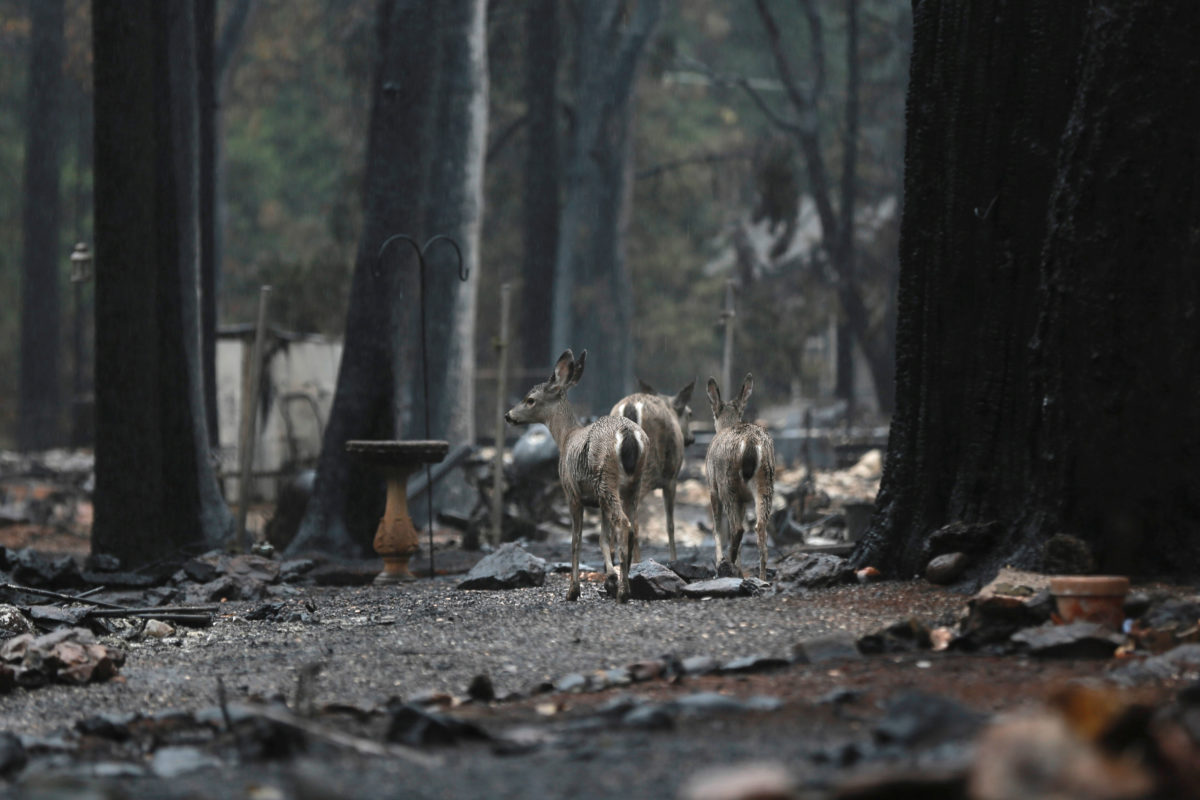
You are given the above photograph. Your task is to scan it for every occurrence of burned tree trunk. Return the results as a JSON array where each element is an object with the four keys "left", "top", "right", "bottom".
[
  {"left": 92, "top": 0, "right": 234, "bottom": 566},
  {"left": 288, "top": 0, "right": 436, "bottom": 556},
  {"left": 406, "top": 0, "right": 488, "bottom": 446},
  {"left": 18, "top": 0, "right": 66, "bottom": 451},
  {"left": 856, "top": 0, "right": 1200, "bottom": 582},
  {"left": 550, "top": 0, "right": 661, "bottom": 414},
  {"left": 519, "top": 0, "right": 561, "bottom": 372}
]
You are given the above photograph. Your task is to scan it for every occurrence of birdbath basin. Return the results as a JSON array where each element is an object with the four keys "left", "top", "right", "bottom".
[{"left": 346, "top": 439, "right": 449, "bottom": 584}]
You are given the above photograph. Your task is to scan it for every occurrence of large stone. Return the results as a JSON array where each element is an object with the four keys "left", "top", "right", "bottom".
[
  {"left": 1111, "top": 644, "right": 1200, "bottom": 686},
  {"left": 874, "top": 691, "right": 988, "bottom": 749},
  {"left": 925, "top": 552, "right": 969, "bottom": 585},
  {"left": 457, "top": 543, "right": 546, "bottom": 590},
  {"left": 682, "top": 578, "right": 757, "bottom": 599},
  {"left": 11, "top": 549, "right": 82, "bottom": 588},
  {"left": 667, "top": 559, "right": 717, "bottom": 582},
  {"left": 1011, "top": 622, "right": 1124, "bottom": 658},
  {"left": 627, "top": 560, "right": 686, "bottom": 600},
  {"left": 772, "top": 552, "right": 854, "bottom": 589}
]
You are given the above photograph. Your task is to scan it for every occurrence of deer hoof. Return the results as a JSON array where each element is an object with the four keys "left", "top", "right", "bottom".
[
  {"left": 716, "top": 559, "right": 739, "bottom": 578},
  {"left": 566, "top": 584, "right": 580, "bottom": 602}
]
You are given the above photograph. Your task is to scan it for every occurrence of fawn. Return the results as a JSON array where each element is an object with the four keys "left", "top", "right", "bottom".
[
  {"left": 705, "top": 373, "right": 775, "bottom": 580},
  {"left": 611, "top": 378, "right": 696, "bottom": 562},
  {"left": 505, "top": 349, "right": 649, "bottom": 602}
]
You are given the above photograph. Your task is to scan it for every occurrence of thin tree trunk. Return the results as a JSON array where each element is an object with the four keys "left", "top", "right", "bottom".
[
  {"left": 92, "top": 0, "right": 234, "bottom": 566},
  {"left": 289, "top": 0, "right": 437, "bottom": 556},
  {"left": 196, "top": 0, "right": 219, "bottom": 447},
  {"left": 19, "top": 0, "right": 66, "bottom": 451}
]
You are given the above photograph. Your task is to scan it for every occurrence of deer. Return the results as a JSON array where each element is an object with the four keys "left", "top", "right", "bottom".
[
  {"left": 611, "top": 378, "right": 696, "bottom": 562},
  {"left": 505, "top": 349, "right": 649, "bottom": 602},
  {"left": 704, "top": 373, "right": 776, "bottom": 580}
]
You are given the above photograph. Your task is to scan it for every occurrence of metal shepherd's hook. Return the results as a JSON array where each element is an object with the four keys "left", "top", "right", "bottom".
[{"left": 375, "top": 233, "right": 468, "bottom": 581}]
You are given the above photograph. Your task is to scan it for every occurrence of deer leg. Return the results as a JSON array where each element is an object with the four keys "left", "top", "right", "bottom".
[
  {"left": 623, "top": 486, "right": 642, "bottom": 564},
  {"left": 729, "top": 501, "right": 746, "bottom": 575},
  {"left": 756, "top": 491, "right": 770, "bottom": 581},
  {"left": 664, "top": 481, "right": 677, "bottom": 562},
  {"left": 599, "top": 514, "right": 615, "bottom": 576},
  {"left": 617, "top": 511, "right": 633, "bottom": 604},
  {"left": 710, "top": 492, "right": 725, "bottom": 567},
  {"left": 567, "top": 499, "right": 584, "bottom": 602}
]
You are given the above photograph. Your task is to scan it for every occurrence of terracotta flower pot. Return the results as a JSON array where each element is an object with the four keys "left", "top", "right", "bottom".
[{"left": 1049, "top": 575, "right": 1130, "bottom": 630}]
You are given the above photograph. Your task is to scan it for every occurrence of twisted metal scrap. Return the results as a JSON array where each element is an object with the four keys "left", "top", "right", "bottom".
[{"left": 375, "top": 234, "right": 468, "bottom": 580}]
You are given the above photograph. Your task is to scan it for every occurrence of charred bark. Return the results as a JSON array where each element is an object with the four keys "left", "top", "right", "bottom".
[
  {"left": 519, "top": 0, "right": 560, "bottom": 372},
  {"left": 18, "top": 0, "right": 66, "bottom": 451},
  {"left": 550, "top": 0, "right": 661, "bottom": 414},
  {"left": 92, "top": 0, "right": 234, "bottom": 566},
  {"left": 289, "top": 0, "right": 436, "bottom": 556},
  {"left": 857, "top": 0, "right": 1200, "bottom": 583}
]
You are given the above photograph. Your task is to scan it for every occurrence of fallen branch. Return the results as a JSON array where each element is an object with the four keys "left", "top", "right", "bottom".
[{"left": 1, "top": 583, "right": 126, "bottom": 609}]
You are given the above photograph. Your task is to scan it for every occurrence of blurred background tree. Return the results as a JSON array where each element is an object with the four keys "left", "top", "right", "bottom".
[{"left": 0, "top": 0, "right": 911, "bottom": 450}]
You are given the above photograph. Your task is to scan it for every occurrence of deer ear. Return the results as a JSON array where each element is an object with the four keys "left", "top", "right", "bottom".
[
  {"left": 674, "top": 379, "right": 696, "bottom": 409},
  {"left": 636, "top": 377, "right": 655, "bottom": 395},
  {"left": 552, "top": 350, "right": 575, "bottom": 385},
  {"left": 737, "top": 373, "right": 754, "bottom": 406},
  {"left": 706, "top": 377, "right": 722, "bottom": 411},
  {"left": 566, "top": 349, "right": 587, "bottom": 387}
]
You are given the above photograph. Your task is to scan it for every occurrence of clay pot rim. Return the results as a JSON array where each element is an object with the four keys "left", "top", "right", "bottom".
[{"left": 1049, "top": 575, "right": 1130, "bottom": 596}]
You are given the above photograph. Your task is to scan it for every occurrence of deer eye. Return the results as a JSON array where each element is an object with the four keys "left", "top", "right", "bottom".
[{"left": 524, "top": 397, "right": 535, "bottom": 406}]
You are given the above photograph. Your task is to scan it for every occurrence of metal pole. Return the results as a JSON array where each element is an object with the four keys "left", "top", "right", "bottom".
[
  {"left": 235, "top": 285, "right": 271, "bottom": 552},
  {"left": 721, "top": 279, "right": 736, "bottom": 393},
  {"left": 491, "top": 283, "right": 512, "bottom": 546}
]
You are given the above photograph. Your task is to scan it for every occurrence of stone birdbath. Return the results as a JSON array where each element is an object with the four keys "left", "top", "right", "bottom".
[{"left": 346, "top": 440, "right": 449, "bottom": 584}]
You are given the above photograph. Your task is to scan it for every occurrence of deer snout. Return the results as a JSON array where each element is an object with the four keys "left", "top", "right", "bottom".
[{"left": 504, "top": 411, "right": 518, "bottom": 424}]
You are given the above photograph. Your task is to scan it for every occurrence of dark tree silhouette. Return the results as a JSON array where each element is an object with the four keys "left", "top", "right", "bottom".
[
  {"left": 518, "top": 0, "right": 560, "bottom": 372},
  {"left": 288, "top": 0, "right": 437, "bottom": 556},
  {"left": 550, "top": 0, "right": 662, "bottom": 414},
  {"left": 19, "top": 0, "right": 66, "bottom": 451},
  {"left": 92, "top": 0, "right": 234, "bottom": 566},
  {"left": 855, "top": 0, "right": 1200, "bottom": 582}
]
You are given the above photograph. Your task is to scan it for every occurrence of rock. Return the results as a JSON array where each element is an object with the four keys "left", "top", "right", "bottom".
[
  {"left": 874, "top": 691, "right": 988, "bottom": 749},
  {"left": 626, "top": 659, "right": 667, "bottom": 682},
  {"left": 625, "top": 559, "right": 685, "bottom": 600},
  {"left": 833, "top": 767, "right": 968, "bottom": 800},
  {"left": 857, "top": 618, "right": 933, "bottom": 655},
  {"left": 142, "top": 620, "right": 175, "bottom": 639},
  {"left": 622, "top": 704, "right": 674, "bottom": 730},
  {"left": 792, "top": 632, "right": 862, "bottom": 664},
  {"left": 680, "top": 655, "right": 720, "bottom": 675},
  {"left": 554, "top": 673, "right": 589, "bottom": 693},
  {"left": 958, "top": 568, "right": 1055, "bottom": 648},
  {"left": 0, "top": 604, "right": 33, "bottom": 636},
  {"left": 550, "top": 561, "right": 598, "bottom": 574},
  {"left": 922, "top": 520, "right": 1000, "bottom": 560},
  {"left": 457, "top": 543, "right": 546, "bottom": 590},
  {"left": 926, "top": 552, "right": 969, "bottom": 585},
  {"left": 773, "top": 552, "right": 854, "bottom": 588},
  {"left": 668, "top": 559, "right": 717, "bottom": 582},
  {"left": 1041, "top": 533, "right": 1095, "bottom": 575},
  {"left": 1111, "top": 644, "right": 1200, "bottom": 686},
  {"left": 85, "top": 553, "right": 121, "bottom": 572},
  {"left": 671, "top": 692, "right": 782, "bottom": 716},
  {"left": 467, "top": 673, "right": 495, "bottom": 702},
  {"left": 0, "top": 731, "right": 26, "bottom": 778},
  {"left": 856, "top": 566, "right": 882, "bottom": 583},
  {"left": 1011, "top": 622, "right": 1124, "bottom": 658},
  {"left": 719, "top": 654, "right": 790, "bottom": 674},
  {"left": 187, "top": 575, "right": 266, "bottom": 603},
  {"left": 682, "top": 578, "right": 757, "bottom": 599},
  {"left": 221, "top": 554, "right": 281, "bottom": 584},
  {"left": 384, "top": 703, "right": 489, "bottom": 747},
  {"left": 76, "top": 713, "right": 135, "bottom": 741},
  {"left": 679, "top": 762, "right": 796, "bottom": 800},
  {"left": 181, "top": 558, "right": 219, "bottom": 584},
  {"left": 279, "top": 558, "right": 316, "bottom": 582},
  {"left": 11, "top": 549, "right": 82, "bottom": 588},
  {"left": 28, "top": 605, "right": 89, "bottom": 627}
]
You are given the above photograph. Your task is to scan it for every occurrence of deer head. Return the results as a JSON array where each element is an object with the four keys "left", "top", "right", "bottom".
[
  {"left": 505, "top": 349, "right": 586, "bottom": 426},
  {"left": 706, "top": 373, "right": 753, "bottom": 433}
]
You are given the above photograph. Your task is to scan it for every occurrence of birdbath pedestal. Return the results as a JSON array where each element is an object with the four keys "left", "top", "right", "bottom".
[{"left": 346, "top": 440, "right": 449, "bottom": 585}]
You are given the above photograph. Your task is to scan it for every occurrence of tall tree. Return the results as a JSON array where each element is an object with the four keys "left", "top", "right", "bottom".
[
  {"left": 551, "top": 0, "right": 662, "bottom": 413},
  {"left": 92, "top": 0, "right": 234, "bottom": 566},
  {"left": 18, "top": 0, "right": 66, "bottom": 451},
  {"left": 406, "top": 0, "right": 488, "bottom": 446},
  {"left": 288, "top": 0, "right": 437, "bottom": 556},
  {"left": 855, "top": 0, "right": 1200, "bottom": 582},
  {"left": 748, "top": 0, "right": 896, "bottom": 415},
  {"left": 518, "top": 0, "right": 560, "bottom": 372}
]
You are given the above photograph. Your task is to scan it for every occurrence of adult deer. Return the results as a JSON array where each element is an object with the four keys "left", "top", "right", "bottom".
[
  {"left": 611, "top": 378, "right": 696, "bottom": 562},
  {"left": 505, "top": 350, "right": 648, "bottom": 602},
  {"left": 705, "top": 374, "right": 775, "bottom": 579}
]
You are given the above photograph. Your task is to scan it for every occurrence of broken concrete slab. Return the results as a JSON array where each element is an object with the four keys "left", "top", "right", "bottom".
[
  {"left": 457, "top": 543, "right": 546, "bottom": 590},
  {"left": 681, "top": 577, "right": 757, "bottom": 599}
]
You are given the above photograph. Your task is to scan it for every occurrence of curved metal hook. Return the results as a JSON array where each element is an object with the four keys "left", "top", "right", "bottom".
[
  {"left": 374, "top": 233, "right": 424, "bottom": 280},
  {"left": 420, "top": 234, "right": 468, "bottom": 282}
]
